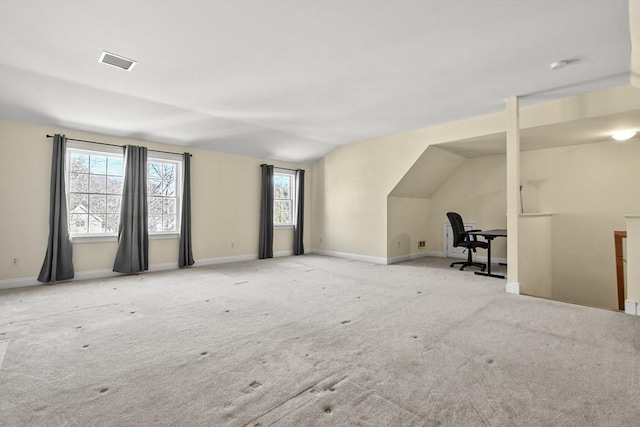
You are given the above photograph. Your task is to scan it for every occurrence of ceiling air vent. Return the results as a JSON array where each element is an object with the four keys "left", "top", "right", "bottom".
[{"left": 98, "top": 51, "right": 136, "bottom": 71}]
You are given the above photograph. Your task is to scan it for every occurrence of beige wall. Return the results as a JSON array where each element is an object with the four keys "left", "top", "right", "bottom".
[
  {"left": 389, "top": 146, "right": 465, "bottom": 199},
  {"left": 519, "top": 214, "right": 553, "bottom": 299},
  {"left": 387, "top": 196, "right": 429, "bottom": 260},
  {"left": 311, "top": 86, "right": 639, "bottom": 261},
  {"left": 426, "top": 154, "right": 508, "bottom": 257},
  {"left": 1, "top": 86, "right": 638, "bottom": 291},
  {"left": 522, "top": 141, "right": 640, "bottom": 309},
  {"left": 423, "top": 140, "right": 640, "bottom": 310},
  {"left": 310, "top": 111, "right": 508, "bottom": 260},
  {"left": 0, "top": 119, "right": 311, "bottom": 281},
  {"left": 309, "top": 132, "right": 439, "bottom": 260}
]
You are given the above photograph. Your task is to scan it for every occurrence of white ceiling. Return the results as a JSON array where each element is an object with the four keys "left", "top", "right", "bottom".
[
  {"left": 0, "top": 0, "right": 632, "bottom": 164},
  {"left": 437, "top": 110, "right": 640, "bottom": 158}
]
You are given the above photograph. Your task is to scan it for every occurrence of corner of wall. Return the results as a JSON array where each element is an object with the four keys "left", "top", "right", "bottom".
[{"left": 624, "top": 300, "right": 640, "bottom": 316}]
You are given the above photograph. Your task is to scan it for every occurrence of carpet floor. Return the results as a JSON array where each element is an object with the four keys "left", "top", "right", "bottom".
[{"left": 0, "top": 255, "right": 639, "bottom": 426}]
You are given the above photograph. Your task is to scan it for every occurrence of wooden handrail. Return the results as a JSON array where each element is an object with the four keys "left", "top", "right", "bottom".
[{"left": 614, "top": 231, "right": 627, "bottom": 311}]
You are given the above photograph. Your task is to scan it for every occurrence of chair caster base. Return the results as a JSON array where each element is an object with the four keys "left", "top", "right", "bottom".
[{"left": 450, "top": 261, "right": 487, "bottom": 272}]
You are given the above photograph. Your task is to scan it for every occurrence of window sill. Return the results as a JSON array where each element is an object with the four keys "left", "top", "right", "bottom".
[
  {"left": 149, "top": 232, "right": 180, "bottom": 240},
  {"left": 71, "top": 232, "right": 179, "bottom": 243},
  {"left": 274, "top": 224, "right": 294, "bottom": 230},
  {"left": 71, "top": 234, "right": 117, "bottom": 244}
]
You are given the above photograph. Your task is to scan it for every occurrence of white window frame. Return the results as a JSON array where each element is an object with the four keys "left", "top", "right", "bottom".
[
  {"left": 65, "top": 142, "right": 183, "bottom": 242},
  {"left": 147, "top": 152, "right": 182, "bottom": 237},
  {"left": 66, "top": 142, "right": 124, "bottom": 243},
  {"left": 273, "top": 168, "right": 296, "bottom": 229}
]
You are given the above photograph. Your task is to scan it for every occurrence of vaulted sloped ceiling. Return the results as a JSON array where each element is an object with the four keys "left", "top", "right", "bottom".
[
  {"left": 389, "top": 146, "right": 465, "bottom": 199},
  {"left": 0, "top": 1, "right": 633, "bottom": 164}
]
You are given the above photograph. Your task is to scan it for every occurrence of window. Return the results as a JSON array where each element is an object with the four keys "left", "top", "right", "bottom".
[
  {"left": 66, "top": 144, "right": 182, "bottom": 238},
  {"left": 147, "top": 158, "right": 180, "bottom": 233},
  {"left": 274, "top": 170, "right": 296, "bottom": 226},
  {"left": 68, "top": 147, "right": 123, "bottom": 234}
]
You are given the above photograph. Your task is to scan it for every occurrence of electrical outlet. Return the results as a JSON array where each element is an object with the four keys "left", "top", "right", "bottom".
[
  {"left": 11, "top": 257, "right": 18, "bottom": 266},
  {"left": 418, "top": 241, "right": 426, "bottom": 248}
]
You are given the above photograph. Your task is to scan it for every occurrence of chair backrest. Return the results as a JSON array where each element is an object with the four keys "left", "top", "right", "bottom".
[{"left": 446, "top": 212, "right": 467, "bottom": 247}]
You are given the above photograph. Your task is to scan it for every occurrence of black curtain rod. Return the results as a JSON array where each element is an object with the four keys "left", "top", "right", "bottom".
[
  {"left": 261, "top": 163, "right": 302, "bottom": 172},
  {"left": 46, "top": 135, "right": 192, "bottom": 157}
]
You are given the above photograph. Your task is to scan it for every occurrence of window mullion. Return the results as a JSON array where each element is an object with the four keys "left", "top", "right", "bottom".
[{"left": 66, "top": 147, "right": 183, "bottom": 239}]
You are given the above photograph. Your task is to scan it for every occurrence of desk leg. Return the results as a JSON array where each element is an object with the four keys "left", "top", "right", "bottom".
[{"left": 475, "top": 237, "right": 505, "bottom": 279}]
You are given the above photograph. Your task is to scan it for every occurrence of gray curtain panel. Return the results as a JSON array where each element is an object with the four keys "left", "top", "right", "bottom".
[
  {"left": 38, "top": 134, "right": 74, "bottom": 283},
  {"left": 293, "top": 169, "right": 305, "bottom": 255},
  {"left": 258, "top": 164, "right": 274, "bottom": 259},
  {"left": 113, "top": 145, "right": 149, "bottom": 273},
  {"left": 179, "top": 153, "right": 194, "bottom": 267}
]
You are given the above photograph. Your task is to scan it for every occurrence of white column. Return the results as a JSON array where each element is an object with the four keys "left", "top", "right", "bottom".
[
  {"left": 506, "top": 97, "right": 520, "bottom": 294},
  {"left": 630, "top": 0, "right": 640, "bottom": 89},
  {"left": 625, "top": 215, "right": 640, "bottom": 315}
]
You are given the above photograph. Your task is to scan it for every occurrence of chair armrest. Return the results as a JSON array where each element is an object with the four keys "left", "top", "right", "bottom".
[{"left": 465, "top": 229, "right": 482, "bottom": 241}]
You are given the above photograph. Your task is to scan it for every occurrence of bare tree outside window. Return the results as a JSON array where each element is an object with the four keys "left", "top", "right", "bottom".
[
  {"left": 67, "top": 148, "right": 181, "bottom": 236},
  {"left": 274, "top": 173, "right": 293, "bottom": 225},
  {"left": 68, "top": 151, "right": 122, "bottom": 234},
  {"left": 148, "top": 160, "right": 178, "bottom": 232}
]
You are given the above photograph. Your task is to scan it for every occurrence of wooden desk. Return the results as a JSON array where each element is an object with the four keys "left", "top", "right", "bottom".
[{"left": 468, "top": 229, "right": 507, "bottom": 279}]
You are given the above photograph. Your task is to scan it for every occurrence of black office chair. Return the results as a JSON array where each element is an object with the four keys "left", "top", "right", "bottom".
[{"left": 446, "top": 212, "right": 488, "bottom": 271}]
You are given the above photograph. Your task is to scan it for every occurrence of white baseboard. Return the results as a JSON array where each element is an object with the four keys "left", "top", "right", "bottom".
[
  {"left": 506, "top": 282, "right": 520, "bottom": 295},
  {"left": 274, "top": 250, "right": 294, "bottom": 258},
  {"left": 426, "top": 251, "right": 445, "bottom": 258},
  {"left": 0, "top": 251, "right": 298, "bottom": 290},
  {"left": 0, "top": 277, "right": 42, "bottom": 290},
  {"left": 196, "top": 254, "right": 258, "bottom": 267},
  {"left": 0, "top": 261, "right": 184, "bottom": 290},
  {"left": 309, "top": 249, "right": 387, "bottom": 265},
  {"left": 387, "top": 252, "right": 434, "bottom": 264},
  {"left": 73, "top": 261, "right": 183, "bottom": 281},
  {"left": 309, "top": 249, "right": 503, "bottom": 266},
  {"left": 0, "top": 249, "right": 508, "bottom": 290},
  {"left": 196, "top": 251, "right": 293, "bottom": 267},
  {"left": 625, "top": 300, "right": 640, "bottom": 316}
]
